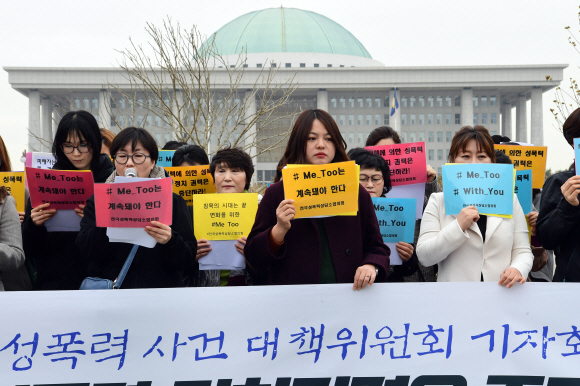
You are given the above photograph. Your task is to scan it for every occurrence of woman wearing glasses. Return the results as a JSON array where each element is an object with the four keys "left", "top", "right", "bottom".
[
  {"left": 21, "top": 110, "right": 114, "bottom": 290},
  {"left": 77, "top": 127, "right": 197, "bottom": 288}
]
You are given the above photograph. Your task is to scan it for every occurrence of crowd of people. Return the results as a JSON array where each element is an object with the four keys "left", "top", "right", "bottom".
[{"left": 0, "top": 106, "right": 577, "bottom": 291}]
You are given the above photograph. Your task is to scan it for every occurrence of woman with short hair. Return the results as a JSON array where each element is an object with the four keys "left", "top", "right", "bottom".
[{"left": 172, "top": 144, "right": 210, "bottom": 167}]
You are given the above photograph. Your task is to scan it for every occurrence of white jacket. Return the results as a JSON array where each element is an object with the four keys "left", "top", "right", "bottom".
[{"left": 417, "top": 192, "right": 533, "bottom": 282}]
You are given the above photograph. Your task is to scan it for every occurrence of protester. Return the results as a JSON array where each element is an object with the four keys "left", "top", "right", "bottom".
[
  {"left": 0, "top": 135, "right": 25, "bottom": 224},
  {"left": 245, "top": 109, "right": 390, "bottom": 289},
  {"left": 171, "top": 144, "right": 210, "bottom": 167},
  {"left": 366, "top": 125, "right": 440, "bottom": 282},
  {"left": 162, "top": 141, "right": 188, "bottom": 150},
  {"left": 348, "top": 147, "right": 418, "bottom": 282},
  {"left": 100, "top": 128, "right": 115, "bottom": 157},
  {"left": 195, "top": 147, "right": 254, "bottom": 286},
  {"left": 417, "top": 126, "right": 533, "bottom": 286},
  {"left": 22, "top": 110, "right": 114, "bottom": 290},
  {"left": 77, "top": 127, "right": 197, "bottom": 288},
  {"left": 536, "top": 107, "right": 580, "bottom": 282}
]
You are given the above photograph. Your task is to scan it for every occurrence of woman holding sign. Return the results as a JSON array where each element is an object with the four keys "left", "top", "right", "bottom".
[
  {"left": 245, "top": 109, "right": 389, "bottom": 289},
  {"left": 416, "top": 126, "right": 533, "bottom": 287},
  {"left": 77, "top": 127, "right": 197, "bottom": 288},
  {"left": 22, "top": 110, "right": 114, "bottom": 290}
]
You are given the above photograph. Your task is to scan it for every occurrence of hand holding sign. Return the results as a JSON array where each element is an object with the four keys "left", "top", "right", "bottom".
[
  {"left": 457, "top": 206, "right": 480, "bottom": 232},
  {"left": 30, "top": 202, "right": 57, "bottom": 226},
  {"left": 145, "top": 221, "right": 172, "bottom": 244},
  {"left": 560, "top": 175, "right": 580, "bottom": 207},
  {"left": 273, "top": 199, "right": 296, "bottom": 243}
]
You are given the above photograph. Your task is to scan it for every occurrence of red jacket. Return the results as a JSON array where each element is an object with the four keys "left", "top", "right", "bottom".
[{"left": 245, "top": 181, "right": 390, "bottom": 285}]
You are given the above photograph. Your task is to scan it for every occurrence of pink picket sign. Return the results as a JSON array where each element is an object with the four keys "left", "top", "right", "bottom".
[
  {"left": 26, "top": 167, "right": 94, "bottom": 209},
  {"left": 365, "top": 141, "right": 428, "bottom": 186},
  {"left": 94, "top": 178, "right": 173, "bottom": 228}
]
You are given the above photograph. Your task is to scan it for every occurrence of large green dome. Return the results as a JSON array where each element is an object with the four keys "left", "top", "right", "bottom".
[{"left": 208, "top": 7, "right": 372, "bottom": 59}]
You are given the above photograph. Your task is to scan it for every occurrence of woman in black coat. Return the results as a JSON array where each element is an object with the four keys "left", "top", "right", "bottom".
[
  {"left": 77, "top": 127, "right": 197, "bottom": 288},
  {"left": 21, "top": 110, "right": 114, "bottom": 290}
]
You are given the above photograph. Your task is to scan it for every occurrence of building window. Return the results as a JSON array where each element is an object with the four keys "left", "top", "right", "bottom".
[
  {"left": 340, "top": 132, "right": 346, "bottom": 140},
  {"left": 491, "top": 131, "right": 497, "bottom": 135},
  {"left": 445, "top": 96, "right": 452, "bottom": 107},
  {"left": 164, "top": 133, "right": 171, "bottom": 144},
  {"left": 436, "top": 114, "right": 442, "bottom": 125},
  {"left": 358, "top": 115, "right": 363, "bottom": 125},
  {"left": 490, "top": 96, "right": 497, "bottom": 106},
  {"left": 257, "top": 63, "right": 262, "bottom": 68},
  {"left": 428, "top": 149, "right": 434, "bottom": 160},
  {"left": 402, "top": 114, "right": 408, "bottom": 125},
  {"left": 146, "top": 116, "right": 152, "bottom": 126},
  {"left": 375, "top": 114, "right": 381, "bottom": 125},
  {"left": 446, "top": 131, "right": 452, "bottom": 142},
  {"left": 375, "top": 97, "right": 381, "bottom": 108},
  {"left": 410, "top": 132, "right": 416, "bottom": 142},
  {"left": 428, "top": 131, "right": 434, "bottom": 142},
  {"left": 473, "top": 113, "right": 479, "bottom": 124},
  {"left": 384, "top": 114, "right": 390, "bottom": 125},
  {"left": 74, "top": 98, "right": 80, "bottom": 109},
  {"left": 473, "top": 97, "right": 478, "bottom": 107},
  {"left": 332, "top": 115, "right": 338, "bottom": 122},
  {"left": 339, "top": 115, "right": 345, "bottom": 126},
  {"left": 348, "top": 115, "right": 354, "bottom": 125},
  {"left": 401, "top": 132, "right": 408, "bottom": 142},
  {"left": 481, "top": 96, "right": 487, "bottom": 106},
  {"left": 348, "top": 132, "right": 354, "bottom": 143},
  {"left": 410, "top": 97, "right": 416, "bottom": 107},
  {"left": 410, "top": 114, "right": 416, "bottom": 125},
  {"left": 428, "top": 114, "right": 433, "bottom": 125},
  {"left": 327, "top": 64, "right": 332, "bottom": 67},
  {"left": 331, "top": 98, "right": 337, "bottom": 108},
  {"left": 129, "top": 116, "right": 134, "bottom": 126},
  {"left": 366, "top": 114, "right": 372, "bottom": 125},
  {"left": 349, "top": 97, "right": 354, "bottom": 108},
  {"left": 137, "top": 115, "right": 144, "bottom": 126},
  {"left": 358, "top": 98, "right": 363, "bottom": 108},
  {"left": 455, "top": 113, "right": 461, "bottom": 124},
  {"left": 419, "top": 131, "right": 425, "bottom": 141},
  {"left": 340, "top": 97, "right": 346, "bottom": 108},
  {"left": 118, "top": 116, "right": 125, "bottom": 127},
  {"left": 155, "top": 116, "right": 161, "bottom": 127},
  {"left": 271, "top": 63, "right": 277, "bottom": 68},
  {"left": 436, "top": 96, "right": 443, "bottom": 107},
  {"left": 402, "top": 97, "right": 408, "bottom": 107},
  {"left": 437, "top": 149, "right": 443, "bottom": 160},
  {"left": 419, "top": 114, "right": 425, "bottom": 125},
  {"left": 358, "top": 133, "right": 364, "bottom": 144},
  {"left": 384, "top": 96, "right": 390, "bottom": 108},
  {"left": 428, "top": 96, "right": 434, "bottom": 107},
  {"left": 285, "top": 63, "right": 291, "bottom": 68},
  {"left": 418, "top": 96, "right": 424, "bottom": 107},
  {"left": 491, "top": 113, "right": 497, "bottom": 124},
  {"left": 455, "top": 96, "right": 460, "bottom": 107},
  {"left": 437, "top": 131, "right": 443, "bottom": 142},
  {"left": 366, "top": 97, "right": 372, "bottom": 108},
  {"left": 83, "top": 98, "right": 90, "bottom": 110},
  {"left": 445, "top": 113, "right": 452, "bottom": 125},
  {"left": 314, "top": 63, "right": 319, "bottom": 68},
  {"left": 155, "top": 133, "right": 162, "bottom": 145},
  {"left": 481, "top": 113, "right": 487, "bottom": 124},
  {"left": 300, "top": 63, "right": 305, "bottom": 67},
  {"left": 92, "top": 98, "right": 98, "bottom": 109}
]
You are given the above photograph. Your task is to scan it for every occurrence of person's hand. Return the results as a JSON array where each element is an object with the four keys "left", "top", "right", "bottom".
[
  {"left": 353, "top": 264, "right": 377, "bottom": 290},
  {"left": 74, "top": 204, "right": 86, "bottom": 218},
  {"left": 457, "top": 206, "right": 479, "bottom": 232},
  {"left": 145, "top": 221, "right": 172, "bottom": 244},
  {"left": 196, "top": 239, "right": 211, "bottom": 261},
  {"left": 235, "top": 236, "right": 247, "bottom": 256},
  {"left": 272, "top": 199, "right": 296, "bottom": 243},
  {"left": 18, "top": 212, "right": 25, "bottom": 224},
  {"left": 526, "top": 211, "right": 538, "bottom": 236},
  {"left": 396, "top": 242, "right": 414, "bottom": 262},
  {"left": 499, "top": 267, "right": 525, "bottom": 288},
  {"left": 426, "top": 165, "right": 437, "bottom": 183},
  {"left": 561, "top": 175, "right": 580, "bottom": 206},
  {"left": 31, "top": 203, "right": 56, "bottom": 226}
]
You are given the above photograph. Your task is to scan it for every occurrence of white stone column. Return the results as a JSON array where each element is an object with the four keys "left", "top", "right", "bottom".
[
  {"left": 501, "top": 102, "right": 512, "bottom": 139},
  {"left": 28, "top": 90, "right": 41, "bottom": 152},
  {"left": 244, "top": 90, "right": 257, "bottom": 184},
  {"left": 530, "top": 87, "right": 543, "bottom": 146},
  {"left": 389, "top": 88, "right": 402, "bottom": 133},
  {"left": 52, "top": 104, "right": 65, "bottom": 136},
  {"left": 41, "top": 98, "right": 53, "bottom": 152},
  {"left": 461, "top": 88, "right": 473, "bottom": 126},
  {"left": 317, "top": 89, "right": 328, "bottom": 111},
  {"left": 516, "top": 94, "right": 527, "bottom": 143},
  {"left": 98, "top": 89, "right": 111, "bottom": 130}
]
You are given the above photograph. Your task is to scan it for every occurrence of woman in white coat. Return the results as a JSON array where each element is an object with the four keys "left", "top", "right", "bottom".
[{"left": 417, "top": 126, "right": 533, "bottom": 288}]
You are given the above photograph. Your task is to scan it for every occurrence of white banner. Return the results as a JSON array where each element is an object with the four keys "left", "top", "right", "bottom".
[{"left": 1, "top": 283, "right": 579, "bottom": 385}]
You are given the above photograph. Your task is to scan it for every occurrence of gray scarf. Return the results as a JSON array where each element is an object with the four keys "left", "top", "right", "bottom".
[{"left": 105, "top": 165, "right": 167, "bottom": 183}]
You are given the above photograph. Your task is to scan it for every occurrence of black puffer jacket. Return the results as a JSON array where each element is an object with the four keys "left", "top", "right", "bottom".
[
  {"left": 21, "top": 154, "right": 114, "bottom": 290},
  {"left": 536, "top": 169, "right": 580, "bottom": 282}
]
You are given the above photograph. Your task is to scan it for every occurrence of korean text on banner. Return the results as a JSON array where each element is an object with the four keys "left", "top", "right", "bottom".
[
  {"left": 26, "top": 168, "right": 94, "bottom": 210},
  {"left": 0, "top": 172, "right": 25, "bottom": 212},
  {"left": 157, "top": 150, "right": 175, "bottom": 167},
  {"left": 282, "top": 161, "right": 358, "bottom": 218},
  {"left": 515, "top": 169, "right": 533, "bottom": 215},
  {"left": 28, "top": 152, "right": 56, "bottom": 170},
  {"left": 443, "top": 163, "right": 514, "bottom": 216},
  {"left": 372, "top": 197, "right": 416, "bottom": 244},
  {"left": 193, "top": 193, "right": 258, "bottom": 240},
  {"left": 164, "top": 165, "right": 217, "bottom": 205},
  {"left": 574, "top": 138, "right": 580, "bottom": 175},
  {"left": 365, "top": 142, "right": 427, "bottom": 186},
  {"left": 495, "top": 144, "right": 547, "bottom": 189},
  {"left": 94, "top": 178, "right": 173, "bottom": 228}
]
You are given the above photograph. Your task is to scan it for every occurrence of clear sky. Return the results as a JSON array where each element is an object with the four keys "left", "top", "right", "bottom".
[{"left": 1, "top": 0, "right": 579, "bottom": 172}]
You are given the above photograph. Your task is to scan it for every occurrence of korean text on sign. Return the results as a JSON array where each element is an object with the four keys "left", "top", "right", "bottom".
[
  {"left": 94, "top": 177, "right": 173, "bottom": 228},
  {"left": 494, "top": 145, "right": 547, "bottom": 189},
  {"left": 0, "top": 172, "right": 25, "bottom": 212},
  {"left": 442, "top": 164, "right": 514, "bottom": 216},
  {"left": 157, "top": 150, "right": 175, "bottom": 167},
  {"left": 164, "top": 165, "right": 217, "bottom": 205},
  {"left": 26, "top": 168, "right": 94, "bottom": 210},
  {"left": 282, "top": 161, "right": 359, "bottom": 219},
  {"left": 193, "top": 193, "right": 258, "bottom": 240},
  {"left": 372, "top": 197, "right": 417, "bottom": 243},
  {"left": 515, "top": 170, "right": 532, "bottom": 215},
  {"left": 365, "top": 142, "right": 427, "bottom": 186},
  {"left": 27, "top": 152, "right": 56, "bottom": 170}
]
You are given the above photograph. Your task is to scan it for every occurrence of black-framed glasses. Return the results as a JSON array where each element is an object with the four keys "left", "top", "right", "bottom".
[
  {"left": 114, "top": 153, "right": 151, "bottom": 165},
  {"left": 359, "top": 175, "right": 384, "bottom": 184},
  {"left": 62, "top": 143, "right": 90, "bottom": 154}
]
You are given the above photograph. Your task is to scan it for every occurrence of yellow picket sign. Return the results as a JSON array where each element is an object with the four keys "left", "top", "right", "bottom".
[
  {"left": 494, "top": 145, "right": 547, "bottom": 189},
  {"left": 163, "top": 166, "right": 217, "bottom": 206},
  {"left": 282, "top": 161, "right": 358, "bottom": 218},
  {"left": 193, "top": 193, "right": 258, "bottom": 240},
  {"left": 0, "top": 172, "right": 26, "bottom": 212}
]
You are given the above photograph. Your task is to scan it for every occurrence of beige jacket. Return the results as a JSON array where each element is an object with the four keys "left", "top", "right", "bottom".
[{"left": 417, "top": 192, "right": 533, "bottom": 282}]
